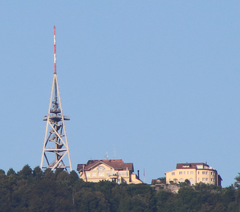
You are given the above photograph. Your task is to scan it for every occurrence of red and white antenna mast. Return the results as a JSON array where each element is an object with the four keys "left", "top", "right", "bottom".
[{"left": 54, "top": 26, "right": 57, "bottom": 74}]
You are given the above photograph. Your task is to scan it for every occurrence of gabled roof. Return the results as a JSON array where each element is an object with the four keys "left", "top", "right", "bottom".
[{"left": 77, "top": 159, "right": 134, "bottom": 172}]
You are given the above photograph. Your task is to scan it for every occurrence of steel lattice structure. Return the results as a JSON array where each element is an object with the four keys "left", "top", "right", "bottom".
[{"left": 40, "top": 26, "right": 72, "bottom": 171}]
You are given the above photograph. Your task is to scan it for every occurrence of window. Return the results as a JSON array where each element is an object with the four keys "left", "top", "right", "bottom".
[
  {"left": 179, "top": 171, "right": 182, "bottom": 175},
  {"left": 198, "top": 178, "right": 200, "bottom": 181},
  {"left": 171, "top": 172, "right": 175, "bottom": 176},
  {"left": 202, "top": 178, "right": 205, "bottom": 181},
  {"left": 202, "top": 171, "right": 205, "bottom": 174},
  {"left": 97, "top": 166, "right": 105, "bottom": 171},
  {"left": 211, "top": 172, "right": 213, "bottom": 175},
  {"left": 98, "top": 172, "right": 104, "bottom": 177},
  {"left": 119, "top": 171, "right": 128, "bottom": 176},
  {"left": 190, "top": 171, "right": 194, "bottom": 175},
  {"left": 187, "top": 171, "right": 189, "bottom": 175},
  {"left": 198, "top": 171, "right": 200, "bottom": 174},
  {"left": 206, "top": 178, "right": 208, "bottom": 181},
  {"left": 206, "top": 171, "right": 208, "bottom": 175}
]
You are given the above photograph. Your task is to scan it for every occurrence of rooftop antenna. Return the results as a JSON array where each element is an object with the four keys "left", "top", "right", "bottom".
[
  {"left": 40, "top": 26, "right": 72, "bottom": 172},
  {"left": 143, "top": 168, "right": 145, "bottom": 183},
  {"left": 105, "top": 152, "right": 109, "bottom": 159},
  {"left": 54, "top": 26, "right": 57, "bottom": 74}
]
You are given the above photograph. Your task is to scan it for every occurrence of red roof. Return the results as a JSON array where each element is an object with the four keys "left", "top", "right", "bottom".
[{"left": 77, "top": 159, "right": 134, "bottom": 172}]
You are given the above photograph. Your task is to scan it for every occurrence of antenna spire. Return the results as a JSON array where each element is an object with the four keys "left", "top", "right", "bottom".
[
  {"left": 40, "top": 26, "right": 72, "bottom": 172},
  {"left": 54, "top": 26, "right": 57, "bottom": 74}
]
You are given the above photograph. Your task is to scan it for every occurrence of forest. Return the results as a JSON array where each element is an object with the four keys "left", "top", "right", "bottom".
[{"left": 1, "top": 165, "right": 240, "bottom": 211}]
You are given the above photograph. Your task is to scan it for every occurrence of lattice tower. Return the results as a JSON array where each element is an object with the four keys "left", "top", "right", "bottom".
[{"left": 40, "top": 26, "right": 72, "bottom": 171}]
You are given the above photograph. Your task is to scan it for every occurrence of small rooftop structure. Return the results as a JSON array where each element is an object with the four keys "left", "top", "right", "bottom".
[{"left": 176, "top": 162, "right": 213, "bottom": 170}]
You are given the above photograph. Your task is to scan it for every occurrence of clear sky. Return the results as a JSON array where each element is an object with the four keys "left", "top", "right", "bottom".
[{"left": 0, "top": 1, "right": 239, "bottom": 187}]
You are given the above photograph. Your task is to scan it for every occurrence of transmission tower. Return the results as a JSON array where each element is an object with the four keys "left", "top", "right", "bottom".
[{"left": 40, "top": 26, "right": 72, "bottom": 171}]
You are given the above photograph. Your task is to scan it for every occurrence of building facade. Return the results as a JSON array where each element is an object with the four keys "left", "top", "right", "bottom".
[
  {"left": 77, "top": 159, "right": 142, "bottom": 184},
  {"left": 165, "top": 162, "right": 222, "bottom": 186}
]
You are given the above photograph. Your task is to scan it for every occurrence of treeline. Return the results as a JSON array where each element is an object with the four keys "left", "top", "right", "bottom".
[{"left": 0, "top": 165, "right": 240, "bottom": 211}]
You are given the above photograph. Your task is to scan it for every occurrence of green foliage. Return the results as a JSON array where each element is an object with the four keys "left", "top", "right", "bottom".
[
  {"left": 154, "top": 177, "right": 166, "bottom": 184},
  {"left": 7, "top": 168, "right": 16, "bottom": 177},
  {"left": 18, "top": 164, "right": 32, "bottom": 179},
  {"left": 235, "top": 173, "right": 240, "bottom": 188},
  {"left": 33, "top": 166, "right": 43, "bottom": 179},
  {"left": 69, "top": 170, "right": 79, "bottom": 184},
  {"left": 0, "top": 169, "right": 5, "bottom": 175},
  {"left": 1, "top": 165, "right": 240, "bottom": 211}
]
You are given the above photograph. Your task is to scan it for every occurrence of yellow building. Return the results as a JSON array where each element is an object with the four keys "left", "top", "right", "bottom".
[
  {"left": 77, "top": 159, "right": 142, "bottom": 184},
  {"left": 165, "top": 162, "right": 222, "bottom": 186}
]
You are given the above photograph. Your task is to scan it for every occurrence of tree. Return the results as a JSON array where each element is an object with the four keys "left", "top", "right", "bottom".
[
  {"left": 69, "top": 170, "right": 79, "bottom": 185},
  {"left": 74, "top": 188, "right": 110, "bottom": 212},
  {"left": 43, "top": 168, "right": 55, "bottom": 180},
  {"left": 18, "top": 164, "right": 32, "bottom": 179},
  {"left": 234, "top": 173, "right": 240, "bottom": 188},
  {"left": 0, "top": 169, "right": 5, "bottom": 175},
  {"left": 157, "top": 177, "right": 166, "bottom": 184},
  {"left": 33, "top": 166, "right": 43, "bottom": 179},
  {"left": 7, "top": 168, "right": 16, "bottom": 177},
  {"left": 55, "top": 168, "right": 64, "bottom": 176}
]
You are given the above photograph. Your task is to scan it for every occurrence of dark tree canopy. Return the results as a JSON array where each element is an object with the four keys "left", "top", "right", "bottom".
[
  {"left": 0, "top": 169, "right": 5, "bottom": 175},
  {"left": 0, "top": 165, "right": 240, "bottom": 211},
  {"left": 7, "top": 168, "right": 16, "bottom": 176}
]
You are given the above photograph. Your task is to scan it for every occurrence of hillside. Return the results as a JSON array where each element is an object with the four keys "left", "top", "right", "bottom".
[{"left": 0, "top": 165, "right": 239, "bottom": 212}]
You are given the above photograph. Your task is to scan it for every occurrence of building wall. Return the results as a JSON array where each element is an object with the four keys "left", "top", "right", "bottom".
[
  {"left": 79, "top": 163, "right": 142, "bottom": 184},
  {"left": 166, "top": 168, "right": 197, "bottom": 185},
  {"left": 196, "top": 169, "right": 217, "bottom": 184}
]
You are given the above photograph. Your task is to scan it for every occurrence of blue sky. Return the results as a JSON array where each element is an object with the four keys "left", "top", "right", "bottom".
[{"left": 0, "top": 1, "right": 240, "bottom": 187}]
